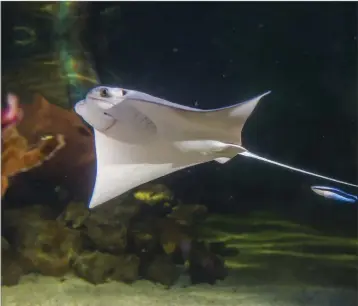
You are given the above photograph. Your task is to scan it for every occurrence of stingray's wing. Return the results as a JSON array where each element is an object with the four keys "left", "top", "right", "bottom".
[
  {"left": 122, "top": 89, "right": 271, "bottom": 113},
  {"left": 87, "top": 90, "right": 259, "bottom": 209},
  {"left": 89, "top": 125, "right": 218, "bottom": 209},
  {"left": 108, "top": 90, "right": 271, "bottom": 145},
  {"left": 90, "top": 129, "right": 171, "bottom": 208}
]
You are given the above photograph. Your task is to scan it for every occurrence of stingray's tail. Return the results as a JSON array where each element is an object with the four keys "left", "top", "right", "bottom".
[{"left": 240, "top": 151, "right": 358, "bottom": 188}]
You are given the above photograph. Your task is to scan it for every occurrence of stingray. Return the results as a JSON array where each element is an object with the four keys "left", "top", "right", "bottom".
[{"left": 74, "top": 86, "right": 358, "bottom": 209}]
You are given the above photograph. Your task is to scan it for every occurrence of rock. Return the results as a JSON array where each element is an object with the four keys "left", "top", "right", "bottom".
[
  {"left": 2, "top": 236, "right": 10, "bottom": 250},
  {"left": 16, "top": 94, "right": 96, "bottom": 201},
  {"left": 21, "top": 223, "right": 82, "bottom": 276},
  {"left": 158, "top": 219, "right": 192, "bottom": 260},
  {"left": 188, "top": 242, "right": 228, "bottom": 285},
  {"left": 86, "top": 194, "right": 142, "bottom": 227},
  {"left": 111, "top": 254, "right": 140, "bottom": 283},
  {"left": 128, "top": 217, "right": 160, "bottom": 256},
  {"left": 72, "top": 251, "right": 114, "bottom": 284},
  {"left": 3, "top": 205, "right": 59, "bottom": 237},
  {"left": 81, "top": 196, "right": 151, "bottom": 254},
  {"left": 85, "top": 222, "right": 127, "bottom": 254},
  {"left": 3, "top": 208, "right": 82, "bottom": 277},
  {"left": 168, "top": 204, "right": 208, "bottom": 226},
  {"left": 2, "top": 251, "right": 24, "bottom": 286},
  {"left": 57, "top": 201, "right": 90, "bottom": 229},
  {"left": 73, "top": 251, "right": 139, "bottom": 284},
  {"left": 1, "top": 237, "right": 25, "bottom": 286},
  {"left": 143, "top": 255, "right": 180, "bottom": 287},
  {"left": 128, "top": 217, "right": 194, "bottom": 262}
]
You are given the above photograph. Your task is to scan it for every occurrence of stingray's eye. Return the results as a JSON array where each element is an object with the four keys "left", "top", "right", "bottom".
[
  {"left": 118, "top": 89, "right": 128, "bottom": 96},
  {"left": 99, "top": 88, "right": 110, "bottom": 98}
]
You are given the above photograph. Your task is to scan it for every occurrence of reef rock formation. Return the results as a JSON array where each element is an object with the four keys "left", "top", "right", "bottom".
[
  {"left": 73, "top": 251, "right": 140, "bottom": 285},
  {"left": 3, "top": 205, "right": 82, "bottom": 277},
  {"left": 1, "top": 184, "right": 229, "bottom": 287},
  {"left": 142, "top": 254, "right": 181, "bottom": 287},
  {"left": 1, "top": 237, "right": 24, "bottom": 286},
  {"left": 188, "top": 241, "right": 228, "bottom": 285}
]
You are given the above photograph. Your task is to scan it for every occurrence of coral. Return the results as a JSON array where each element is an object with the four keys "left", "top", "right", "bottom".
[
  {"left": 16, "top": 93, "right": 95, "bottom": 200},
  {"left": 1, "top": 93, "right": 66, "bottom": 197}
]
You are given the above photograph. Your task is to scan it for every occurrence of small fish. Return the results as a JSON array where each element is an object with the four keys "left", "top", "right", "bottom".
[{"left": 311, "top": 186, "right": 358, "bottom": 203}]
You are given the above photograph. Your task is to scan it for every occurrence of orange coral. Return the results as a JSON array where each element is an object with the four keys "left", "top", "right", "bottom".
[
  {"left": 17, "top": 94, "right": 96, "bottom": 200},
  {"left": 1, "top": 94, "right": 66, "bottom": 197}
]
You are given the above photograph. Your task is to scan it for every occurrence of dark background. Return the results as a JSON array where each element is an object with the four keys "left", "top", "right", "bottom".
[
  {"left": 88, "top": 2, "right": 358, "bottom": 210},
  {"left": 2, "top": 2, "right": 357, "bottom": 217}
]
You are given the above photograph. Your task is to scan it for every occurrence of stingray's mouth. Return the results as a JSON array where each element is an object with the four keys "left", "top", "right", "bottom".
[{"left": 88, "top": 97, "right": 114, "bottom": 109}]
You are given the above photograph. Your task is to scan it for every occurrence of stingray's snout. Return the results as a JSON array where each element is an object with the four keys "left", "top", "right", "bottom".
[
  {"left": 74, "top": 100, "right": 86, "bottom": 116},
  {"left": 74, "top": 99, "right": 115, "bottom": 132}
]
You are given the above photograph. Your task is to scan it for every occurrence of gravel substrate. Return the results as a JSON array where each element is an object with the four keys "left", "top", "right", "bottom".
[{"left": 2, "top": 273, "right": 356, "bottom": 306}]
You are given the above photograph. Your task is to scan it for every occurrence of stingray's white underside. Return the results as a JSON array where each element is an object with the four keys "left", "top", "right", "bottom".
[
  {"left": 89, "top": 129, "right": 358, "bottom": 209},
  {"left": 79, "top": 89, "right": 357, "bottom": 209},
  {"left": 89, "top": 128, "right": 242, "bottom": 208},
  {"left": 90, "top": 163, "right": 183, "bottom": 208}
]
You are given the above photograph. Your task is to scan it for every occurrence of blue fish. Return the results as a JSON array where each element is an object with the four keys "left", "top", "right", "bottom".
[{"left": 311, "top": 186, "right": 358, "bottom": 203}]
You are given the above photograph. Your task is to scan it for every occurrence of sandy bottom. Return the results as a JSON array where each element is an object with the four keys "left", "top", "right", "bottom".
[{"left": 2, "top": 273, "right": 356, "bottom": 306}]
